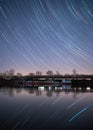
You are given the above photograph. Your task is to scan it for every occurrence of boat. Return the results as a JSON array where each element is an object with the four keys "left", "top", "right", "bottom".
[
  {"left": 22, "top": 80, "right": 54, "bottom": 87},
  {"left": 22, "top": 80, "right": 32, "bottom": 87},
  {"left": 62, "top": 79, "right": 71, "bottom": 85},
  {"left": 54, "top": 81, "right": 59, "bottom": 87}
]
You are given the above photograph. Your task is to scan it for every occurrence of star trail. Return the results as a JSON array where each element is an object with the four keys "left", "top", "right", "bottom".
[{"left": 0, "top": 0, "right": 93, "bottom": 75}]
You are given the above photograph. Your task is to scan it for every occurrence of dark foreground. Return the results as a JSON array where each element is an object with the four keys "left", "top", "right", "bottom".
[{"left": 0, "top": 87, "right": 93, "bottom": 130}]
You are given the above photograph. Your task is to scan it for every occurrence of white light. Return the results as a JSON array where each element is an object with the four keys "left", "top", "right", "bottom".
[{"left": 86, "top": 87, "right": 91, "bottom": 90}]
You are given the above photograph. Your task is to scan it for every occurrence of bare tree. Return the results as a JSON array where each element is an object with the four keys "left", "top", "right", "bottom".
[
  {"left": 4, "top": 71, "right": 9, "bottom": 76},
  {"left": 9, "top": 69, "right": 15, "bottom": 77},
  {"left": 29, "top": 73, "right": 35, "bottom": 76},
  {"left": 56, "top": 71, "right": 60, "bottom": 75},
  {"left": 73, "top": 69, "right": 77, "bottom": 76},
  {"left": 17, "top": 73, "right": 22, "bottom": 77},
  {"left": 46, "top": 70, "right": 53, "bottom": 76},
  {"left": 0, "top": 73, "right": 2, "bottom": 76},
  {"left": 36, "top": 71, "right": 42, "bottom": 76}
]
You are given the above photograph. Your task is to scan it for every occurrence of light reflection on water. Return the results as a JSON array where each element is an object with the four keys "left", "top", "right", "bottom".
[{"left": 0, "top": 86, "right": 93, "bottom": 129}]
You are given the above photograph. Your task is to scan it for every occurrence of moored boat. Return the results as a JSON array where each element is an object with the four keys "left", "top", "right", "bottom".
[
  {"left": 62, "top": 79, "right": 71, "bottom": 85},
  {"left": 22, "top": 80, "right": 32, "bottom": 86}
]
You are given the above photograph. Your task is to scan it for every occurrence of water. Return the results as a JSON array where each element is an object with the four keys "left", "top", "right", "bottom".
[{"left": 0, "top": 86, "right": 93, "bottom": 129}]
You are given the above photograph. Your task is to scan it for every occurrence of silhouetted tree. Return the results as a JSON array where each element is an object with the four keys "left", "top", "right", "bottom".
[
  {"left": 73, "top": 69, "right": 77, "bottom": 76},
  {"left": 46, "top": 70, "right": 53, "bottom": 76},
  {"left": 56, "top": 71, "right": 60, "bottom": 75},
  {"left": 29, "top": 73, "right": 35, "bottom": 76},
  {"left": 36, "top": 71, "right": 42, "bottom": 76},
  {"left": 17, "top": 73, "right": 22, "bottom": 77},
  {"left": 9, "top": 69, "right": 15, "bottom": 77}
]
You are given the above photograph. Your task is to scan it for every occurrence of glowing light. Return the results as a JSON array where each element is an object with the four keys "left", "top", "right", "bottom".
[{"left": 86, "top": 87, "right": 91, "bottom": 90}]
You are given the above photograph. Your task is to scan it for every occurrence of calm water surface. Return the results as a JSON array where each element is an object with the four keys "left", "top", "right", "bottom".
[{"left": 0, "top": 87, "right": 93, "bottom": 129}]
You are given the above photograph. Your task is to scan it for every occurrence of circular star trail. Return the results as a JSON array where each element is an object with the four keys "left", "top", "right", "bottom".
[{"left": 0, "top": 0, "right": 93, "bottom": 75}]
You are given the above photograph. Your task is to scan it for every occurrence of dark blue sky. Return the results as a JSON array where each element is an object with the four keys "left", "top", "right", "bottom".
[{"left": 0, "top": 0, "right": 93, "bottom": 75}]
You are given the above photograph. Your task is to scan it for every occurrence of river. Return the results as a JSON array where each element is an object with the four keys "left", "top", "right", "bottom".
[{"left": 0, "top": 86, "right": 93, "bottom": 129}]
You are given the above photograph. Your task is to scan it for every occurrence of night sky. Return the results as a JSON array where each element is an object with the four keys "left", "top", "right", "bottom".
[{"left": 0, "top": 0, "right": 93, "bottom": 75}]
